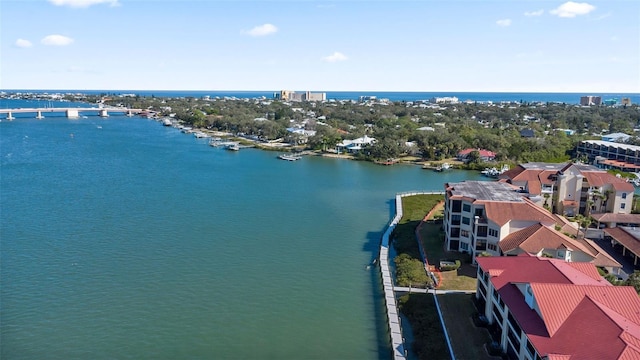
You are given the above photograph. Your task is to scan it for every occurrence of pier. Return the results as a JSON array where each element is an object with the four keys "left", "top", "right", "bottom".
[{"left": 0, "top": 107, "right": 143, "bottom": 120}]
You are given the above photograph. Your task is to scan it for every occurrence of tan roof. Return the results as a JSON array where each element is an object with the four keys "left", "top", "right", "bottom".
[
  {"left": 527, "top": 180, "right": 542, "bottom": 195},
  {"left": 500, "top": 224, "right": 595, "bottom": 257},
  {"left": 604, "top": 227, "right": 640, "bottom": 258},
  {"left": 593, "top": 213, "right": 640, "bottom": 224},
  {"left": 482, "top": 199, "right": 558, "bottom": 227},
  {"left": 539, "top": 170, "right": 557, "bottom": 185},
  {"left": 583, "top": 239, "right": 623, "bottom": 269},
  {"left": 582, "top": 171, "right": 635, "bottom": 191}
]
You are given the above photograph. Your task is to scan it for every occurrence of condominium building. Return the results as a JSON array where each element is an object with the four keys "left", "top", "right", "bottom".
[
  {"left": 500, "top": 162, "right": 635, "bottom": 216},
  {"left": 476, "top": 256, "right": 640, "bottom": 359},
  {"left": 443, "top": 181, "right": 560, "bottom": 260},
  {"left": 579, "top": 95, "right": 602, "bottom": 106},
  {"left": 444, "top": 178, "right": 625, "bottom": 270},
  {"left": 577, "top": 140, "right": 640, "bottom": 172},
  {"left": 274, "top": 90, "right": 326, "bottom": 102}
]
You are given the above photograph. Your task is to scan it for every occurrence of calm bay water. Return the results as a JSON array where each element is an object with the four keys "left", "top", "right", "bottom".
[{"left": 0, "top": 111, "right": 483, "bottom": 359}]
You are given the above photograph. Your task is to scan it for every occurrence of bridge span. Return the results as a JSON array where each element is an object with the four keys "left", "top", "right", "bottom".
[{"left": 0, "top": 107, "right": 144, "bottom": 120}]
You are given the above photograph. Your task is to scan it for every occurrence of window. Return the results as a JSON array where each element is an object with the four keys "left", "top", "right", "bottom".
[
  {"left": 623, "top": 192, "right": 627, "bottom": 199},
  {"left": 452, "top": 214, "right": 461, "bottom": 225},
  {"left": 508, "top": 312, "right": 522, "bottom": 336},
  {"left": 526, "top": 339, "right": 536, "bottom": 357},
  {"left": 507, "top": 327, "right": 521, "bottom": 353},
  {"left": 492, "top": 307, "right": 504, "bottom": 328},
  {"left": 460, "top": 242, "right": 469, "bottom": 250},
  {"left": 489, "top": 228, "right": 498, "bottom": 237},
  {"left": 477, "top": 226, "right": 488, "bottom": 237},
  {"left": 475, "top": 208, "right": 484, "bottom": 217},
  {"left": 452, "top": 200, "right": 462, "bottom": 212},
  {"left": 450, "top": 227, "right": 460, "bottom": 237},
  {"left": 622, "top": 203, "right": 626, "bottom": 209},
  {"left": 487, "top": 243, "right": 497, "bottom": 251},
  {"left": 463, "top": 203, "right": 471, "bottom": 212},
  {"left": 462, "top": 217, "right": 471, "bottom": 225},
  {"left": 461, "top": 230, "right": 470, "bottom": 238}
]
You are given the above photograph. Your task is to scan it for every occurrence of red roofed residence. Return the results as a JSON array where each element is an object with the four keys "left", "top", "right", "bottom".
[
  {"left": 476, "top": 256, "right": 640, "bottom": 360},
  {"left": 444, "top": 180, "right": 623, "bottom": 268},
  {"left": 444, "top": 181, "right": 561, "bottom": 262},
  {"left": 499, "top": 162, "right": 634, "bottom": 217},
  {"left": 457, "top": 148, "right": 496, "bottom": 163}
]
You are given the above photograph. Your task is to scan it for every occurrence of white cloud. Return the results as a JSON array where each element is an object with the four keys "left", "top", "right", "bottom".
[
  {"left": 245, "top": 24, "right": 278, "bottom": 37},
  {"left": 48, "top": 0, "right": 119, "bottom": 8},
  {"left": 15, "top": 39, "right": 33, "bottom": 48},
  {"left": 524, "top": 9, "right": 544, "bottom": 17},
  {"left": 41, "top": 34, "right": 74, "bottom": 46},
  {"left": 496, "top": 19, "right": 512, "bottom": 27},
  {"left": 550, "top": 1, "right": 595, "bottom": 18},
  {"left": 322, "top": 51, "right": 348, "bottom": 63}
]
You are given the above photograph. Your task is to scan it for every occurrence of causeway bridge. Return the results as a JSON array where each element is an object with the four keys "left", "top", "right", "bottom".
[{"left": 0, "top": 107, "right": 144, "bottom": 120}]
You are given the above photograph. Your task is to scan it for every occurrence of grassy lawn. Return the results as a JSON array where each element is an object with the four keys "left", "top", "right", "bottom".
[
  {"left": 394, "top": 194, "right": 485, "bottom": 359},
  {"left": 437, "top": 293, "right": 495, "bottom": 360},
  {"left": 392, "top": 194, "right": 444, "bottom": 260},
  {"left": 418, "top": 211, "right": 477, "bottom": 291},
  {"left": 398, "top": 293, "right": 450, "bottom": 360}
]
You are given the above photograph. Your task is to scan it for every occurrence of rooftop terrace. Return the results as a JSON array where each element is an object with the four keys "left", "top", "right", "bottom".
[{"left": 446, "top": 181, "right": 524, "bottom": 202}]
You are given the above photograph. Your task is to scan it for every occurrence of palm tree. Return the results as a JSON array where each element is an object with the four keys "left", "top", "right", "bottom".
[{"left": 574, "top": 214, "right": 593, "bottom": 239}]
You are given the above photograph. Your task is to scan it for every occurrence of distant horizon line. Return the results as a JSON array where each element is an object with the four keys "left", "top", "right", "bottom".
[{"left": 2, "top": 88, "right": 639, "bottom": 94}]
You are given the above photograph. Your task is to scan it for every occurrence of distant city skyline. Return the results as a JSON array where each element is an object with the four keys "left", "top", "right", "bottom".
[{"left": 1, "top": 0, "right": 639, "bottom": 93}]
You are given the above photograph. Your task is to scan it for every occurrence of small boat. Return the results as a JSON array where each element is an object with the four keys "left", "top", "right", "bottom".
[
  {"left": 278, "top": 154, "right": 302, "bottom": 161},
  {"left": 194, "top": 132, "right": 210, "bottom": 138},
  {"left": 225, "top": 143, "right": 240, "bottom": 151},
  {"left": 481, "top": 167, "right": 498, "bottom": 177},
  {"left": 162, "top": 118, "right": 172, "bottom": 126},
  {"left": 435, "top": 162, "right": 451, "bottom": 172}
]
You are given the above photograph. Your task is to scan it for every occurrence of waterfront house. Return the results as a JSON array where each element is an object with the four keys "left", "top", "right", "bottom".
[
  {"left": 457, "top": 148, "right": 496, "bottom": 162},
  {"left": 476, "top": 256, "right": 640, "bottom": 359},
  {"left": 336, "top": 135, "right": 376, "bottom": 154}
]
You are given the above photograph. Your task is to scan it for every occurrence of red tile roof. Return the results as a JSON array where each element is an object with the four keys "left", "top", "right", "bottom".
[
  {"left": 482, "top": 199, "right": 558, "bottom": 227},
  {"left": 530, "top": 283, "right": 640, "bottom": 358},
  {"left": 527, "top": 180, "right": 542, "bottom": 195},
  {"left": 593, "top": 213, "right": 640, "bottom": 224},
  {"left": 477, "top": 256, "right": 640, "bottom": 359},
  {"left": 581, "top": 171, "right": 635, "bottom": 191},
  {"left": 499, "top": 224, "right": 598, "bottom": 259},
  {"left": 604, "top": 227, "right": 640, "bottom": 257},
  {"left": 539, "top": 170, "right": 557, "bottom": 185},
  {"left": 457, "top": 148, "right": 496, "bottom": 158}
]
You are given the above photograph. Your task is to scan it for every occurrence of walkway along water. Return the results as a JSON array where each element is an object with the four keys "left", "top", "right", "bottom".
[{"left": 379, "top": 192, "right": 457, "bottom": 360}]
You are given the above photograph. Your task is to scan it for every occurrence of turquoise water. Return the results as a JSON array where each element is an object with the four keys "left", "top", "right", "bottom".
[
  {"left": 3, "top": 91, "right": 639, "bottom": 104},
  {"left": 0, "top": 114, "right": 483, "bottom": 359}
]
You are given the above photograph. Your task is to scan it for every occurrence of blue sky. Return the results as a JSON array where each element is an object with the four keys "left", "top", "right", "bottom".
[{"left": 2, "top": 0, "right": 639, "bottom": 92}]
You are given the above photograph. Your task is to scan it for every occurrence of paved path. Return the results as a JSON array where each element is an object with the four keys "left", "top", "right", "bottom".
[{"left": 393, "top": 287, "right": 476, "bottom": 295}]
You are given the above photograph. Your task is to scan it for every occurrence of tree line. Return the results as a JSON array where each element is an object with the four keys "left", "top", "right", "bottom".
[{"left": 72, "top": 93, "right": 640, "bottom": 164}]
